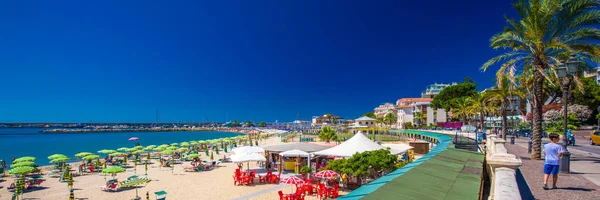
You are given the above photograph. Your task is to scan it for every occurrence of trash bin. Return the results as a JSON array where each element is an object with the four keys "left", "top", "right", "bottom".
[{"left": 510, "top": 136, "right": 515, "bottom": 144}]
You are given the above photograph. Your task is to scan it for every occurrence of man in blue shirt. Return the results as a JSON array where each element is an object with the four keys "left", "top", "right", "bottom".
[{"left": 543, "top": 133, "right": 564, "bottom": 190}]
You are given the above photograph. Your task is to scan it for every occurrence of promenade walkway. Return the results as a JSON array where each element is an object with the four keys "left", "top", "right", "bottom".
[{"left": 508, "top": 138, "right": 600, "bottom": 200}]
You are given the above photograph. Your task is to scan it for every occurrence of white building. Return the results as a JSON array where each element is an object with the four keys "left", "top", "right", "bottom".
[
  {"left": 354, "top": 116, "right": 375, "bottom": 128},
  {"left": 421, "top": 82, "right": 457, "bottom": 99},
  {"left": 396, "top": 98, "right": 448, "bottom": 128},
  {"left": 311, "top": 115, "right": 344, "bottom": 127},
  {"left": 374, "top": 103, "right": 397, "bottom": 117}
]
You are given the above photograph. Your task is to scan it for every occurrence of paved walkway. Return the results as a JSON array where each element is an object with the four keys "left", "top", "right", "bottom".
[{"left": 508, "top": 138, "right": 600, "bottom": 200}]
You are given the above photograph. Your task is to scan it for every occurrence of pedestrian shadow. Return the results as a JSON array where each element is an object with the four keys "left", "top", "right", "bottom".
[
  {"left": 554, "top": 187, "right": 595, "bottom": 192},
  {"left": 516, "top": 169, "right": 535, "bottom": 200}
]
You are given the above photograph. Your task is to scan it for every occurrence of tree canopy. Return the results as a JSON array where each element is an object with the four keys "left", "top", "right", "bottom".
[
  {"left": 431, "top": 82, "right": 478, "bottom": 111},
  {"left": 258, "top": 121, "right": 267, "bottom": 127},
  {"left": 318, "top": 126, "right": 338, "bottom": 143},
  {"left": 362, "top": 112, "right": 376, "bottom": 119},
  {"left": 573, "top": 77, "right": 600, "bottom": 124},
  {"left": 325, "top": 149, "right": 399, "bottom": 185}
]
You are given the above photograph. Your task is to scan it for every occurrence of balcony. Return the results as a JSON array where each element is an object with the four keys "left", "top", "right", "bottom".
[{"left": 584, "top": 68, "right": 599, "bottom": 78}]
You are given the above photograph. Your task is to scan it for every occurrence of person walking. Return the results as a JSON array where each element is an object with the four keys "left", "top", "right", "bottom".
[{"left": 543, "top": 133, "right": 564, "bottom": 190}]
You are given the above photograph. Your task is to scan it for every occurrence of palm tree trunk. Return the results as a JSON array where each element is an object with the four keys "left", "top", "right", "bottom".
[
  {"left": 531, "top": 68, "right": 544, "bottom": 160},
  {"left": 479, "top": 111, "right": 485, "bottom": 132},
  {"left": 501, "top": 101, "right": 508, "bottom": 140}
]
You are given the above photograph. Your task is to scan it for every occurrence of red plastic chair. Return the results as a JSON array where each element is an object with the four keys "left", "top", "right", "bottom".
[
  {"left": 317, "top": 183, "right": 328, "bottom": 199},
  {"left": 328, "top": 183, "right": 339, "bottom": 198},
  {"left": 294, "top": 187, "right": 304, "bottom": 200},
  {"left": 278, "top": 190, "right": 289, "bottom": 200},
  {"left": 233, "top": 175, "right": 241, "bottom": 186},
  {"left": 271, "top": 171, "right": 282, "bottom": 183}
]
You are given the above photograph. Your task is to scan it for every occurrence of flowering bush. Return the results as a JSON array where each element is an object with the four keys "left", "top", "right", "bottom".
[
  {"left": 543, "top": 110, "right": 562, "bottom": 122},
  {"left": 563, "top": 104, "right": 593, "bottom": 121}
]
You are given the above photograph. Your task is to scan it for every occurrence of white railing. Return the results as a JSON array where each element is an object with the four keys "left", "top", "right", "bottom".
[{"left": 486, "top": 134, "right": 523, "bottom": 200}]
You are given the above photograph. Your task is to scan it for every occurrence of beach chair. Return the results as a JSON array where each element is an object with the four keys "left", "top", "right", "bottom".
[
  {"left": 277, "top": 190, "right": 289, "bottom": 200},
  {"left": 155, "top": 190, "right": 167, "bottom": 200}
]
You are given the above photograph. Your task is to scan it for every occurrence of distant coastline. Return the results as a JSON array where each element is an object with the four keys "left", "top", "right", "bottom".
[{"left": 40, "top": 127, "right": 252, "bottom": 134}]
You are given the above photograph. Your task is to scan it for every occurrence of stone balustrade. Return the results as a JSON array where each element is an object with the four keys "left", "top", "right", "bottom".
[{"left": 486, "top": 134, "right": 522, "bottom": 200}]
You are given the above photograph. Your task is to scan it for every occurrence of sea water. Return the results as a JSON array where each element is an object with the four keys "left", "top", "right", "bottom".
[{"left": 0, "top": 128, "right": 240, "bottom": 167}]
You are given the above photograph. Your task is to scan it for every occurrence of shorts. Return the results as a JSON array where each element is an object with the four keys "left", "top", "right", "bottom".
[{"left": 544, "top": 164, "right": 560, "bottom": 175}]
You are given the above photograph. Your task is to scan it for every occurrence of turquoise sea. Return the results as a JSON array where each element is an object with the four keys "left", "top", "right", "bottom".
[{"left": 0, "top": 128, "right": 240, "bottom": 167}]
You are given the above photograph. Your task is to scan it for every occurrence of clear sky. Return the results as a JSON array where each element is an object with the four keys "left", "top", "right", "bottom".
[{"left": 0, "top": 0, "right": 515, "bottom": 123}]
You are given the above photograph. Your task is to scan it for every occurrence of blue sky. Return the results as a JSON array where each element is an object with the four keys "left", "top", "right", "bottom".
[{"left": 0, "top": 0, "right": 514, "bottom": 123}]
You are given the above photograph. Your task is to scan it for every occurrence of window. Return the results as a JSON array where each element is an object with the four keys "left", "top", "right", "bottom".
[{"left": 594, "top": 132, "right": 600, "bottom": 136}]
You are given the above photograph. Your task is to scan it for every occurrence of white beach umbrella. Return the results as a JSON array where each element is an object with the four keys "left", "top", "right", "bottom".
[
  {"left": 230, "top": 153, "right": 266, "bottom": 163},
  {"left": 279, "top": 149, "right": 309, "bottom": 157},
  {"left": 232, "top": 146, "right": 264, "bottom": 155}
]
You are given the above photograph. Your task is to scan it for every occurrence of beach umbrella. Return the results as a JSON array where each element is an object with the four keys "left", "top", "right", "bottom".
[
  {"left": 189, "top": 141, "right": 198, "bottom": 145},
  {"left": 314, "top": 170, "right": 339, "bottom": 178},
  {"left": 215, "top": 146, "right": 220, "bottom": 154},
  {"left": 144, "top": 146, "right": 155, "bottom": 151},
  {"left": 177, "top": 148, "right": 187, "bottom": 153},
  {"left": 144, "top": 162, "right": 148, "bottom": 176},
  {"left": 98, "top": 149, "right": 116, "bottom": 154},
  {"left": 132, "top": 146, "right": 144, "bottom": 150},
  {"left": 50, "top": 157, "right": 69, "bottom": 163},
  {"left": 10, "top": 161, "right": 35, "bottom": 168},
  {"left": 155, "top": 146, "right": 167, "bottom": 151},
  {"left": 146, "top": 191, "right": 150, "bottom": 200},
  {"left": 102, "top": 166, "right": 125, "bottom": 176},
  {"left": 210, "top": 152, "right": 214, "bottom": 161},
  {"left": 75, "top": 152, "right": 93, "bottom": 159},
  {"left": 170, "top": 143, "right": 178, "bottom": 146},
  {"left": 161, "top": 150, "right": 175, "bottom": 155},
  {"left": 180, "top": 142, "right": 190, "bottom": 147},
  {"left": 121, "top": 177, "right": 150, "bottom": 199},
  {"left": 117, "top": 147, "right": 130, "bottom": 152},
  {"left": 69, "top": 188, "right": 75, "bottom": 200},
  {"left": 280, "top": 176, "right": 305, "bottom": 193},
  {"left": 8, "top": 166, "right": 35, "bottom": 175},
  {"left": 82, "top": 155, "right": 100, "bottom": 161},
  {"left": 48, "top": 154, "right": 67, "bottom": 160},
  {"left": 185, "top": 154, "right": 201, "bottom": 159},
  {"left": 13, "top": 156, "right": 36, "bottom": 163},
  {"left": 146, "top": 152, "right": 151, "bottom": 161},
  {"left": 110, "top": 152, "right": 127, "bottom": 157},
  {"left": 166, "top": 146, "right": 178, "bottom": 151},
  {"left": 128, "top": 137, "right": 139, "bottom": 141},
  {"left": 204, "top": 149, "right": 209, "bottom": 156}
]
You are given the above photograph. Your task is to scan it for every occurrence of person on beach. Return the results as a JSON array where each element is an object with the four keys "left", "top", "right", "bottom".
[{"left": 543, "top": 133, "right": 564, "bottom": 190}]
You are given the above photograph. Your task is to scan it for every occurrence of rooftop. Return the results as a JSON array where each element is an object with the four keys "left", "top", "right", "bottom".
[{"left": 355, "top": 116, "right": 375, "bottom": 121}]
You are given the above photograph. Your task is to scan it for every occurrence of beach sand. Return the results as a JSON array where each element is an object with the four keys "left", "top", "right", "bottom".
[
  {"left": 0, "top": 136, "right": 285, "bottom": 200},
  {"left": 0, "top": 135, "right": 414, "bottom": 200}
]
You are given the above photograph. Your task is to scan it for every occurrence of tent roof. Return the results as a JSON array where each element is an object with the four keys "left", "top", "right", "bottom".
[
  {"left": 263, "top": 143, "right": 330, "bottom": 153},
  {"left": 381, "top": 144, "right": 414, "bottom": 154},
  {"left": 230, "top": 153, "right": 266, "bottom": 163},
  {"left": 313, "top": 132, "right": 399, "bottom": 157},
  {"left": 279, "top": 149, "right": 310, "bottom": 157}
]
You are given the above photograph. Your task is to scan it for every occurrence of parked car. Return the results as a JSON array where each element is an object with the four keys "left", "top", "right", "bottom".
[{"left": 590, "top": 131, "right": 600, "bottom": 145}]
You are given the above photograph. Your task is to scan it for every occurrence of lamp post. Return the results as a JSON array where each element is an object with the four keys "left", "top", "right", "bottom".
[{"left": 556, "top": 54, "right": 580, "bottom": 173}]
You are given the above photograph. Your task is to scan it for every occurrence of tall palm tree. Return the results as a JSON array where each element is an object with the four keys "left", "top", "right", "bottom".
[
  {"left": 375, "top": 116, "right": 385, "bottom": 127},
  {"left": 451, "top": 97, "right": 475, "bottom": 123},
  {"left": 413, "top": 112, "right": 424, "bottom": 126},
  {"left": 384, "top": 113, "right": 398, "bottom": 128},
  {"left": 483, "top": 75, "right": 526, "bottom": 140},
  {"left": 467, "top": 93, "right": 499, "bottom": 131},
  {"left": 481, "top": 0, "right": 600, "bottom": 159}
]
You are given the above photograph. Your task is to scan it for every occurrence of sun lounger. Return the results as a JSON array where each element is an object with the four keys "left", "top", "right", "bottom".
[{"left": 155, "top": 190, "right": 167, "bottom": 200}]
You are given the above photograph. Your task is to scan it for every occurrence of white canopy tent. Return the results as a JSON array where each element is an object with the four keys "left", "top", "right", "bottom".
[
  {"left": 313, "top": 132, "right": 404, "bottom": 157},
  {"left": 381, "top": 144, "right": 414, "bottom": 154},
  {"left": 279, "top": 149, "right": 310, "bottom": 157},
  {"left": 230, "top": 153, "right": 267, "bottom": 163},
  {"left": 232, "top": 146, "right": 265, "bottom": 155}
]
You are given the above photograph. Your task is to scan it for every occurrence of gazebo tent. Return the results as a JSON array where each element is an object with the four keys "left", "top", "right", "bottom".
[
  {"left": 263, "top": 143, "right": 330, "bottom": 153},
  {"left": 313, "top": 132, "right": 403, "bottom": 157}
]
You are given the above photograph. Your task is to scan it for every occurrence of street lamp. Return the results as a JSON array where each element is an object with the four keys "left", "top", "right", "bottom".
[{"left": 556, "top": 54, "right": 580, "bottom": 173}]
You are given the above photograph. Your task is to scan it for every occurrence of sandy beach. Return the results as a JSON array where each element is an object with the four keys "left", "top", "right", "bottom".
[{"left": 0, "top": 134, "right": 418, "bottom": 200}]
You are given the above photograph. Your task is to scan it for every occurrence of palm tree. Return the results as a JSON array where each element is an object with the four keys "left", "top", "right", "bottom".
[
  {"left": 451, "top": 97, "right": 475, "bottom": 123},
  {"left": 384, "top": 113, "right": 398, "bottom": 128},
  {"left": 318, "top": 126, "right": 338, "bottom": 143},
  {"left": 375, "top": 116, "right": 385, "bottom": 127},
  {"left": 483, "top": 75, "right": 526, "bottom": 140},
  {"left": 467, "top": 93, "right": 500, "bottom": 132},
  {"left": 413, "top": 112, "right": 424, "bottom": 126},
  {"left": 481, "top": 0, "right": 600, "bottom": 159}
]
